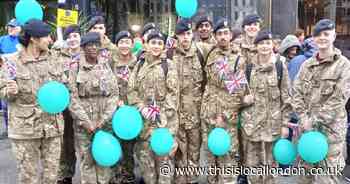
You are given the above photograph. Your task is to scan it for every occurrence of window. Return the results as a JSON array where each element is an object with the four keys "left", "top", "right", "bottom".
[
  {"left": 235, "top": 12, "right": 239, "bottom": 20},
  {"left": 243, "top": 0, "right": 246, "bottom": 6},
  {"left": 234, "top": 0, "right": 238, "bottom": 6}
]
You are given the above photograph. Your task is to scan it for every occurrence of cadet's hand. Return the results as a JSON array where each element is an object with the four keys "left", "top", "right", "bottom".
[
  {"left": 117, "top": 100, "right": 124, "bottom": 107},
  {"left": 215, "top": 114, "right": 226, "bottom": 127},
  {"left": 6, "top": 80, "right": 18, "bottom": 95},
  {"left": 140, "top": 106, "right": 150, "bottom": 120},
  {"left": 243, "top": 94, "right": 254, "bottom": 105},
  {"left": 302, "top": 118, "right": 313, "bottom": 131},
  {"left": 281, "top": 127, "right": 290, "bottom": 138},
  {"left": 82, "top": 122, "right": 95, "bottom": 134}
]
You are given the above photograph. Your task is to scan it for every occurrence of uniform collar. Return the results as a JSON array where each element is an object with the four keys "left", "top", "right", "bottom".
[
  {"left": 241, "top": 34, "right": 257, "bottom": 52},
  {"left": 252, "top": 54, "right": 276, "bottom": 72},
  {"left": 19, "top": 49, "right": 49, "bottom": 64},
  {"left": 176, "top": 43, "right": 196, "bottom": 57},
  {"left": 308, "top": 48, "right": 342, "bottom": 67},
  {"left": 114, "top": 51, "right": 137, "bottom": 67}
]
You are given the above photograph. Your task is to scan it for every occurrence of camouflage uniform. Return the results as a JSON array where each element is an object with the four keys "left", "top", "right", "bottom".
[
  {"left": 128, "top": 52, "right": 179, "bottom": 184},
  {"left": 240, "top": 54, "right": 292, "bottom": 184},
  {"left": 68, "top": 52, "right": 120, "bottom": 184},
  {"left": 240, "top": 34, "right": 258, "bottom": 62},
  {"left": 238, "top": 33, "right": 258, "bottom": 172},
  {"left": 293, "top": 48, "right": 350, "bottom": 184},
  {"left": 100, "top": 35, "right": 118, "bottom": 66},
  {"left": 201, "top": 47, "right": 247, "bottom": 184},
  {"left": 111, "top": 50, "right": 137, "bottom": 184},
  {"left": 54, "top": 48, "right": 80, "bottom": 181},
  {"left": 172, "top": 43, "right": 207, "bottom": 183},
  {"left": 0, "top": 50, "right": 67, "bottom": 184}
]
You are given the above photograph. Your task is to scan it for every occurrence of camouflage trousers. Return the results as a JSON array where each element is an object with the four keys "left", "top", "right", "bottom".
[
  {"left": 244, "top": 140, "right": 275, "bottom": 184},
  {"left": 134, "top": 140, "right": 174, "bottom": 184},
  {"left": 75, "top": 132, "right": 112, "bottom": 184},
  {"left": 111, "top": 140, "right": 136, "bottom": 184},
  {"left": 11, "top": 136, "right": 62, "bottom": 184},
  {"left": 174, "top": 127, "right": 201, "bottom": 183},
  {"left": 296, "top": 141, "right": 345, "bottom": 184},
  {"left": 58, "top": 110, "right": 76, "bottom": 180}
]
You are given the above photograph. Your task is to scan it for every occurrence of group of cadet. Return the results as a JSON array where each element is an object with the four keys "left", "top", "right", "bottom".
[{"left": 0, "top": 12, "right": 349, "bottom": 184}]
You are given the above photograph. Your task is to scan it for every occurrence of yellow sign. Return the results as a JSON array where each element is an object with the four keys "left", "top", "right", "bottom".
[{"left": 57, "top": 9, "right": 78, "bottom": 27}]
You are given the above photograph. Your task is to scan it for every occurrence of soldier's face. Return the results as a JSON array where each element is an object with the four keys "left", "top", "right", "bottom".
[
  {"left": 33, "top": 35, "right": 52, "bottom": 52},
  {"left": 244, "top": 22, "right": 260, "bottom": 38},
  {"left": 117, "top": 38, "right": 133, "bottom": 56},
  {"left": 257, "top": 39, "right": 274, "bottom": 56},
  {"left": 67, "top": 32, "right": 81, "bottom": 50},
  {"left": 215, "top": 28, "right": 232, "bottom": 49},
  {"left": 83, "top": 42, "right": 100, "bottom": 59},
  {"left": 90, "top": 24, "right": 106, "bottom": 36},
  {"left": 197, "top": 22, "right": 212, "bottom": 39},
  {"left": 314, "top": 30, "right": 336, "bottom": 50},
  {"left": 177, "top": 30, "right": 193, "bottom": 50},
  {"left": 7, "top": 26, "right": 21, "bottom": 36},
  {"left": 147, "top": 38, "right": 164, "bottom": 57}
]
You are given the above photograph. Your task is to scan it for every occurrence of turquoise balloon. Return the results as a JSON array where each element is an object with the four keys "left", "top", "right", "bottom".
[
  {"left": 37, "top": 81, "right": 70, "bottom": 114},
  {"left": 15, "top": 0, "right": 43, "bottom": 25},
  {"left": 112, "top": 105, "right": 143, "bottom": 140},
  {"left": 297, "top": 131, "right": 329, "bottom": 164},
  {"left": 273, "top": 138, "right": 297, "bottom": 165},
  {"left": 208, "top": 128, "right": 231, "bottom": 156},
  {"left": 175, "top": 0, "right": 198, "bottom": 18},
  {"left": 92, "top": 130, "right": 122, "bottom": 167},
  {"left": 150, "top": 128, "right": 174, "bottom": 156}
]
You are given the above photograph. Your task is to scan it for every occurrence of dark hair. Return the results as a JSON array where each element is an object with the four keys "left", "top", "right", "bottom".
[
  {"left": 19, "top": 33, "right": 31, "bottom": 48},
  {"left": 294, "top": 28, "right": 304, "bottom": 37}
]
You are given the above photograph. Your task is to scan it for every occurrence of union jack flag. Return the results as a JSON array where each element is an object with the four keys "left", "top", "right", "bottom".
[
  {"left": 145, "top": 100, "right": 160, "bottom": 122},
  {"left": 5, "top": 60, "right": 16, "bottom": 80},
  {"left": 215, "top": 57, "right": 229, "bottom": 80},
  {"left": 224, "top": 72, "right": 247, "bottom": 94},
  {"left": 99, "top": 48, "right": 111, "bottom": 60},
  {"left": 116, "top": 66, "right": 130, "bottom": 81}
]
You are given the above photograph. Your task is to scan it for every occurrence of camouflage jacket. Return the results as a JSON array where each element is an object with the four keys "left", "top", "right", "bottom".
[
  {"left": 128, "top": 53, "right": 179, "bottom": 140},
  {"left": 112, "top": 50, "right": 137, "bottom": 104},
  {"left": 172, "top": 43, "right": 205, "bottom": 130},
  {"left": 200, "top": 47, "right": 248, "bottom": 142},
  {"left": 0, "top": 50, "right": 68, "bottom": 139},
  {"left": 67, "top": 52, "right": 119, "bottom": 134},
  {"left": 241, "top": 54, "right": 292, "bottom": 142},
  {"left": 293, "top": 48, "right": 350, "bottom": 144},
  {"left": 53, "top": 48, "right": 80, "bottom": 75},
  {"left": 240, "top": 34, "right": 257, "bottom": 62},
  {"left": 99, "top": 35, "right": 118, "bottom": 66}
]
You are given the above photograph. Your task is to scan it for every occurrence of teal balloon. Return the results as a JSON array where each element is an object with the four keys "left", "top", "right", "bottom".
[
  {"left": 208, "top": 128, "right": 231, "bottom": 156},
  {"left": 297, "top": 131, "right": 329, "bottom": 164},
  {"left": 175, "top": 0, "right": 198, "bottom": 18},
  {"left": 150, "top": 128, "right": 174, "bottom": 156},
  {"left": 37, "top": 81, "right": 70, "bottom": 114},
  {"left": 112, "top": 105, "right": 143, "bottom": 140},
  {"left": 273, "top": 138, "right": 297, "bottom": 165},
  {"left": 15, "top": 0, "right": 43, "bottom": 25},
  {"left": 92, "top": 130, "right": 122, "bottom": 167},
  {"left": 132, "top": 41, "right": 143, "bottom": 54}
]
